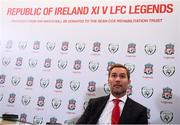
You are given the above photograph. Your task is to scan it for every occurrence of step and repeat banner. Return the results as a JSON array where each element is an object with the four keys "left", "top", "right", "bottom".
[{"left": 0, "top": 0, "right": 180, "bottom": 124}]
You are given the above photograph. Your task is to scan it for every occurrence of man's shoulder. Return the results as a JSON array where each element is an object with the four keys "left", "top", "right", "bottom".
[
  {"left": 127, "top": 97, "right": 147, "bottom": 109},
  {"left": 90, "top": 95, "right": 109, "bottom": 102}
]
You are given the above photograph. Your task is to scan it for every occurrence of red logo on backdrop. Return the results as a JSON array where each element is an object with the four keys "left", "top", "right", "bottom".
[
  {"left": 37, "top": 96, "right": 45, "bottom": 107},
  {"left": 107, "top": 61, "right": 115, "bottom": 71},
  {"left": 55, "top": 79, "right": 63, "bottom": 89},
  {"left": 0, "top": 74, "right": 6, "bottom": 84},
  {"left": 162, "top": 87, "right": 172, "bottom": 100},
  {"left": 33, "top": 41, "right": 40, "bottom": 50},
  {"left": 20, "top": 113, "right": 27, "bottom": 123},
  {"left": 73, "top": 59, "right": 81, "bottom": 70},
  {"left": 144, "top": 63, "right": 153, "bottom": 75},
  {"left": 8, "top": 93, "right": 16, "bottom": 104},
  {"left": 44, "top": 58, "right": 51, "bottom": 68},
  {"left": 26, "top": 76, "right": 34, "bottom": 87},
  {"left": 88, "top": 81, "right": 96, "bottom": 92},
  {"left": 61, "top": 41, "right": 69, "bottom": 51},
  {"left": 93, "top": 42, "right": 101, "bottom": 52},
  {"left": 68, "top": 99, "right": 76, "bottom": 110},
  {"left": 127, "top": 43, "right": 136, "bottom": 54},
  {"left": 165, "top": 43, "right": 174, "bottom": 55},
  {"left": 16, "top": 57, "right": 23, "bottom": 66}
]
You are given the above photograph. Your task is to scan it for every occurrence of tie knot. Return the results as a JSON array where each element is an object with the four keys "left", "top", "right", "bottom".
[{"left": 113, "top": 99, "right": 119, "bottom": 105}]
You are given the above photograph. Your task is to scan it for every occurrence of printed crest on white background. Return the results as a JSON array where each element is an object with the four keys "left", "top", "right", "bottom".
[
  {"left": 165, "top": 43, "right": 174, "bottom": 55},
  {"left": 2, "top": 57, "right": 11, "bottom": 66},
  {"left": 8, "top": 93, "right": 16, "bottom": 104},
  {"left": 46, "top": 42, "right": 56, "bottom": 51},
  {"left": 147, "top": 108, "right": 151, "bottom": 119},
  {"left": 40, "top": 78, "right": 49, "bottom": 88},
  {"left": 104, "top": 83, "right": 110, "bottom": 94},
  {"left": 33, "top": 116, "right": 43, "bottom": 125},
  {"left": 162, "top": 87, "right": 172, "bottom": 100},
  {"left": 28, "top": 58, "right": 38, "bottom": 68},
  {"left": 73, "top": 59, "right": 81, "bottom": 70},
  {"left": 75, "top": 42, "right": 85, "bottom": 52},
  {"left": 22, "top": 95, "right": 31, "bottom": 106},
  {"left": 108, "top": 43, "right": 119, "bottom": 53},
  {"left": 33, "top": 40, "right": 40, "bottom": 50},
  {"left": 26, "top": 76, "right": 34, "bottom": 87},
  {"left": 126, "top": 84, "right": 133, "bottom": 96},
  {"left": 144, "top": 63, "right": 153, "bottom": 75},
  {"left": 70, "top": 80, "right": 80, "bottom": 91},
  {"left": 162, "top": 65, "right": 175, "bottom": 77},
  {"left": 61, "top": 41, "right": 69, "bottom": 51},
  {"left": 44, "top": 58, "right": 51, "bottom": 68},
  {"left": 124, "top": 63, "right": 135, "bottom": 74},
  {"left": 0, "top": 93, "right": 3, "bottom": 101},
  {"left": 83, "top": 101, "right": 88, "bottom": 110},
  {"left": 37, "top": 96, "right": 45, "bottom": 107},
  {"left": 6, "top": 40, "right": 13, "bottom": 49},
  {"left": 58, "top": 59, "right": 68, "bottom": 70},
  {"left": 107, "top": 61, "right": 116, "bottom": 71},
  {"left": 20, "top": 113, "right": 27, "bottom": 123},
  {"left": 144, "top": 44, "right": 156, "bottom": 55},
  {"left": 127, "top": 43, "right": 136, "bottom": 54},
  {"left": 160, "top": 110, "right": 173, "bottom": 124},
  {"left": 92, "top": 42, "right": 101, "bottom": 52},
  {"left": 0, "top": 74, "right": 6, "bottom": 84},
  {"left": 52, "top": 98, "right": 61, "bottom": 109},
  {"left": 16, "top": 57, "right": 23, "bottom": 66},
  {"left": 55, "top": 78, "right": 63, "bottom": 89},
  {"left": 64, "top": 120, "right": 75, "bottom": 125},
  {"left": 141, "top": 86, "right": 154, "bottom": 99},
  {"left": 18, "top": 41, "right": 27, "bottom": 50},
  {"left": 11, "top": 76, "right": 21, "bottom": 86},
  {"left": 88, "top": 81, "right": 96, "bottom": 92},
  {"left": 50, "top": 117, "right": 57, "bottom": 124},
  {"left": 68, "top": 99, "right": 76, "bottom": 110},
  {"left": 89, "top": 61, "right": 99, "bottom": 72}
]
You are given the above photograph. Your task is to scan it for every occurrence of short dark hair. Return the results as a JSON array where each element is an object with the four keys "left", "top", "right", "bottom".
[{"left": 108, "top": 63, "right": 130, "bottom": 80}]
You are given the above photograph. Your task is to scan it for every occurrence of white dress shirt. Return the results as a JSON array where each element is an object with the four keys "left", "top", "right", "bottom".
[{"left": 98, "top": 94, "right": 127, "bottom": 124}]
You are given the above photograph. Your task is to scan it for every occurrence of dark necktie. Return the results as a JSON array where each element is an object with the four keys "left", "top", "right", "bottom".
[{"left": 112, "top": 99, "right": 120, "bottom": 124}]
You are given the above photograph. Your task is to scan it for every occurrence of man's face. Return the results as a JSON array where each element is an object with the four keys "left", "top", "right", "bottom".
[{"left": 108, "top": 67, "right": 131, "bottom": 98}]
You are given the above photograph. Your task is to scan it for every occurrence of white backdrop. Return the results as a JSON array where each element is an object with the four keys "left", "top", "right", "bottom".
[{"left": 0, "top": 0, "right": 180, "bottom": 124}]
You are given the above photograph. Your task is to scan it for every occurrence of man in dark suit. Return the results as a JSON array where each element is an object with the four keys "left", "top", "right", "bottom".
[{"left": 76, "top": 63, "right": 148, "bottom": 124}]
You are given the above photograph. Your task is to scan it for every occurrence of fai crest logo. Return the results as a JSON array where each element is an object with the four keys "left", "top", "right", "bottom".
[
  {"left": 165, "top": 43, "right": 174, "bottom": 55},
  {"left": 88, "top": 81, "right": 96, "bottom": 92},
  {"left": 33, "top": 41, "right": 40, "bottom": 50},
  {"left": 37, "top": 96, "right": 45, "bottom": 107},
  {"left": 83, "top": 101, "right": 88, "bottom": 110},
  {"left": 2, "top": 57, "right": 11, "bottom": 66},
  {"left": 64, "top": 120, "right": 75, "bottom": 125},
  {"left": 20, "top": 113, "right": 27, "bottom": 123},
  {"left": 144, "top": 44, "right": 156, "bottom": 55},
  {"left": 126, "top": 85, "right": 132, "bottom": 96},
  {"left": 61, "top": 41, "right": 69, "bottom": 51},
  {"left": 44, "top": 58, "right": 51, "bottom": 68},
  {"left": 52, "top": 98, "right": 61, "bottom": 109},
  {"left": 108, "top": 43, "right": 119, "bottom": 53},
  {"left": 144, "top": 63, "right": 153, "bottom": 75},
  {"left": 160, "top": 110, "right": 173, "bottom": 124},
  {"left": 89, "top": 61, "right": 99, "bottom": 72},
  {"left": 22, "top": 95, "right": 31, "bottom": 106},
  {"left": 68, "top": 99, "right": 76, "bottom": 110},
  {"left": 141, "top": 86, "right": 153, "bottom": 98},
  {"left": 6, "top": 40, "right": 13, "bottom": 49},
  {"left": 70, "top": 80, "right": 80, "bottom": 91},
  {"left": 18, "top": 41, "right": 27, "bottom": 50},
  {"left": 124, "top": 63, "right": 135, "bottom": 74},
  {"left": 107, "top": 61, "right": 115, "bottom": 71},
  {"left": 0, "top": 93, "right": 3, "bottom": 101},
  {"left": 33, "top": 116, "right": 43, "bottom": 125},
  {"left": 11, "top": 76, "right": 21, "bottom": 86},
  {"left": 75, "top": 42, "right": 85, "bottom": 52},
  {"left": 55, "top": 79, "right": 63, "bottom": 89},
  {"left": 8, "top": 93, "right": 16, "bottom": 103},
  {"left": 162, "top": 65, "right": 175, "bottom": 77},
  {"left": 46, "top": 42, "right": 56, "bottom": 51},
  {"left": 26, "top": 76, "right": 34, "bottom": 87},
  {"left": 0, "top": 74, "right": 6, "bottom": 84},
  {"left": 16, "top": 57, "right": 23, "bottom": 66},
  {"left": 92, "top": 42, "right": 101, "bottom": 52},
  {"left": 104, "top": 83, "right": 110, "bottom": 94},
  {"left": 40, "top": 78, "right": 49, "bottom": 88},
  {"left": 28, "top": 58, "right": 37, "bottom": 68},
  {"left": 73, "top": 59, "right": 81, "bottom": 70},
  {"left": 127, "top": 43, "right": 136, "bottom": 54},
  {"left": 162, "top": 87, "right": 172, "bottom": 100},
  {"left": 58, "top": 59, "right": 68, "bottom": 70}
]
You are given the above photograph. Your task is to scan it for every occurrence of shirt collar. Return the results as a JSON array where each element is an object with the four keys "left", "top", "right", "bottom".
[{"left": 109, "top": 93, "right": 127, "bottom": 103}]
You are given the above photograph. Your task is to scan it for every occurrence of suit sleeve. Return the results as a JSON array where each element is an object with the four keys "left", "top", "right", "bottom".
[
  {"left": 76, "top": 99, "right": 93, "bottom": 124},
  {"left": 136, "top": 107, "right": 148, "bottom": 124}
]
